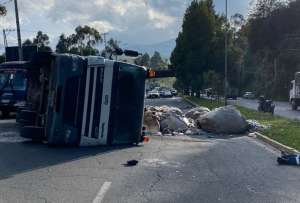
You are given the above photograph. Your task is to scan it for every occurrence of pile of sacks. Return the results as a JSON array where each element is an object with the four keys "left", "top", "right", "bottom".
[{"left": 144, "top": 105, "right": 252, "bottom": 135}]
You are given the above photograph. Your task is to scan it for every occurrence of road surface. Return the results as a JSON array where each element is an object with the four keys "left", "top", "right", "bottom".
[
  {"left": 0, "top": 97, "right": 299, "bottom": 202},
  {"left": 230, "top": 98, "right": 300, "bottom": 120}
]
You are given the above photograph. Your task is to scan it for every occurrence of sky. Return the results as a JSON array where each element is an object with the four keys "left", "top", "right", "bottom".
[{"left": 0, "top": 0, "right": 254, "bottom": 52}]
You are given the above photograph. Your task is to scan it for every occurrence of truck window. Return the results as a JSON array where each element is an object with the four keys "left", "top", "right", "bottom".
[{"left": 0, "top": 71, "right": 27, "bottom": 91}]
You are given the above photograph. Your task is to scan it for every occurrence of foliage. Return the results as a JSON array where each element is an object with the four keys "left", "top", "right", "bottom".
[
  {"left": 0, "top": 54, "right": 5, "bottom": 63},
  {"left": 135, "top": 53, "right": 150, "bottom": 67},
  {"left": 150, "top": 51, "right": 167, "bottom": 70},
  {"left": 101, "top": 38, "right": 120, "bottom": 58},
  {"left": 23, "top": 31, "right": 52, "bottom": 52},
  {"left": 171, "top": 0, "right": 242, "bottom": 94},
  {"left": 243, "top": 0, "right": 300, "bottom": 99},
  {"left": 0, "top": 5, "right": 6, "bottom": 16},
  {"left": 56, "top": 25, "right": 102, "bottom": 56},
  {"left": 203, "top": 70, "right": 223, "bottom": 95}
]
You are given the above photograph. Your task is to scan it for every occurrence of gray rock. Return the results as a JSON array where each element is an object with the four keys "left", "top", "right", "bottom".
[
  {"left": 197, "top": 106, "right": 249, "bottom": 134},
  {"left": 160, "top": 113, "right": 189, "bottom": 133}
]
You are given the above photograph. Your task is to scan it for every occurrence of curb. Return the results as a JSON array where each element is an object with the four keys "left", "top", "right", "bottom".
[
  {"left": 249, "top": 132, "right": 299, "bottom": 154},
  {"left": 183, "top": 97, "right": 200, "bottom": 107}
]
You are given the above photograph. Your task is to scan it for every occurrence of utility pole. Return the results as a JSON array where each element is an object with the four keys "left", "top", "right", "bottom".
[
  {"left": 224, "top": 0, "right": 228, "bottom": 106},
  {"left": 14, "top": 0, "right": 23, "bottom": 61}
]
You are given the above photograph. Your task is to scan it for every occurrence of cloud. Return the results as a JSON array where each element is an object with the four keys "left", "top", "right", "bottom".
[{"left": 148, "top": 8, "right": 176, "bottom": 29}]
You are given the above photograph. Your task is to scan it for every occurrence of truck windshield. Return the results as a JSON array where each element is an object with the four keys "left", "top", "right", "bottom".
[{"left": 0, "top": 71, "right": 27, "bottom": 91}]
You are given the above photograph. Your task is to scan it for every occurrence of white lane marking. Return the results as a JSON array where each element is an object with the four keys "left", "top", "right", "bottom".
[{"left": 93, "top": 181, "right": 112, "bottom": 203}]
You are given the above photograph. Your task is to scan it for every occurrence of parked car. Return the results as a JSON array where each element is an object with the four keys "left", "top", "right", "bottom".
[
  {"left": 161, "top": 90, "right": 173, "bottom": 98},
  {"left": 147, "top": 91, "right": 160, "bottom": 99},
  {"left": 171, "top": 89, "right": 178, "bottom": 96},
  {"left": 243, "top": 92, "right": 255, "bottom": 99}
]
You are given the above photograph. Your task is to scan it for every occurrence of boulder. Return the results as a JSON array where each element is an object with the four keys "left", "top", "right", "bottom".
[
  {"left": 197, "top": 106, "right": 249, "bottom": 134},
  {"left": 185, "top": 107, "right": 210, "bottom": 120},
  {"left": 143, "top": 110, "right": 160, "bottom": 133}
]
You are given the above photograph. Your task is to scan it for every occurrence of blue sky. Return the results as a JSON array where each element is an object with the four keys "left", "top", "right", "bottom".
[{"left": 0, "top": 0, "right": 253, "bottom": 52}]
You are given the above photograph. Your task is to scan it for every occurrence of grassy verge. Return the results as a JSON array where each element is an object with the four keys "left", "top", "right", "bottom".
[{"left": 186, "top": 96, "right": 300, "bottom": 151}]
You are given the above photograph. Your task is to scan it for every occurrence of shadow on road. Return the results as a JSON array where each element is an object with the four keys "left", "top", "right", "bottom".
[{"left": 0, "top": 138, "right": 139, "bottom": 180}]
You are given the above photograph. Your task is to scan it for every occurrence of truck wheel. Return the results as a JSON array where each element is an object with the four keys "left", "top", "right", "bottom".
[
  {"left": 1, "top": 110, "right": 10, "bottom": 118},
  {"left": 292, "top": 101, "right": 297, "bottom": 110},
  {"left": 20, "top": 126, "right": 45, "bottom": 142}
]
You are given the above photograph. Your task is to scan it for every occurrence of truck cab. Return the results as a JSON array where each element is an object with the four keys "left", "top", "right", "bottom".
[
  {"left": 289, "top": 72, "right": 300, "bottom": 110},
  {"left": 0, "top": 61, "right": 28, "bottom": 117},
  {"left": 18, "top": 53, "right": 147, "bottom": 146}
]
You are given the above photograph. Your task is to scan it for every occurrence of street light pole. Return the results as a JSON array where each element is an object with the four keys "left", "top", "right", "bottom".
[
  {"left": 224, "top": 0, "right": 228, "bottom": 106},
  {"left": 14, "top": 0, "right": 23, "bottom": 61}
]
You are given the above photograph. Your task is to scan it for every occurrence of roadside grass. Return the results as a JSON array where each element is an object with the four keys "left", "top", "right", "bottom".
[{"left": 186, "top": 96, "right": 300, "bottom": 151}]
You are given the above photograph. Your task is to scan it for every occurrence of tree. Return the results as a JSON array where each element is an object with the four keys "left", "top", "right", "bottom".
[
  {"left": 23, "top": 31, "right": 52, "bottom": 51},
  {"left": 101, "top": 38, "right": 120, "bottom": 58},
  {"left": 0, "top": 5, "right": 6, "bottom": 16},
  {"left": 135, "top": 53, "right": 150, "bottom": 67},
  {"left": 150, "top": 51, "right": 166, "bottom": 70},
  {"left": 0, "top": 54, "right": 5, "bottom": 63},
  {"left": 56, "top": 25, "right": 102, "bottom": 56},
  {"left": 171, "top": 0, "right": 219, "bottom": 92}
]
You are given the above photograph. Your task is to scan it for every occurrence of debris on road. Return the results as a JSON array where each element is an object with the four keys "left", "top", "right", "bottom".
[
  {"left": 247, "top": 119, "right": 271, "bottom": 132},
  {"left": 185, "top": 107, "right": 210, "bottom": 120},
  {"left": 124, "top": 160, "right": 139, "bottom": 167},
  {"left": 197, "top": 106, "right": 249, "bottom": 134},
  {"left": 143, "top": 110, "right": 160, "bottom": 133},
  {"left": 277, "top": 152, "right": 300, "bottom": 166},
  {"left": 144, "top": 105, "right": 250, "bottom": 136}
]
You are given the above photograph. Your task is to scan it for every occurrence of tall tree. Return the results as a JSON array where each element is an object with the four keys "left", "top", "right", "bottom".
[
  {"left": 171, "top": 0, "right": 218, "bottom": 91},
  {"left": 135, "top": 53, "right": 150, "bottom": 67},
  {"left": 150, "top": 51, "right": 166, "bottom": 70},
  {"left": 0, "top": 5, "right": 6, "bottom": 16},
  {"left": 56, "top": 25, "right": 102, "bottom": 56},
  {"left": 23, "top": 31, "right": 52, "bottom": 51},
  {"left": 0, "top": 54, "right": 5, "bottom": 63}
]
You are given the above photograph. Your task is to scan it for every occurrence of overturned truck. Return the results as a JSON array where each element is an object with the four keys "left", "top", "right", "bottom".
[{"left": 17, "top": 52, "right": 151, "bottom": 146}]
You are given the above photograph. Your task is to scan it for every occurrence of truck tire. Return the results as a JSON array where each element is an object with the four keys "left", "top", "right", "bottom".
[
  {"left": 292, "top": 100, "right": 297, "bottom": 110},
  {"left": 20, "top": 126, "right": 45, "bottom": 142}
]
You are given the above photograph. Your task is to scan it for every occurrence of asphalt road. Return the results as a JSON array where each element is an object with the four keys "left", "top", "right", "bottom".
[
  {"left": 0, "top": 97, "right": 299, "bottom": 203},
  {"left": 230, "top": 98, "right": 300, "bottom": 120}
]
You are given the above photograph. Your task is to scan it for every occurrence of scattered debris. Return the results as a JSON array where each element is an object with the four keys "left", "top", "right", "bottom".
[
  {"left": 197, "top": 106, "right": 249, "bottom": 134},
  {"left": 144, "top": 105, "right": 250, "bottom": 136},
  {"left": 277, "top": 152, "right": 300, "bottom": 166},
  {"left": 247, "top": 119, "right": 271, "bottom": 132},
  {"left": 124, "top": 160, "right": 139, "bottom": 167},
  {"left": 143, "top": 110, "right": 160, "bottom": 133},
  {"left": 185, "top": 107, "right": 210, "bottom": 120}
]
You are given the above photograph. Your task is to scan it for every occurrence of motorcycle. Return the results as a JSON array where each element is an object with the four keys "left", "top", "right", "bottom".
[{"left": 258, "top": 96, "right": 275, "bottom": 115}]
